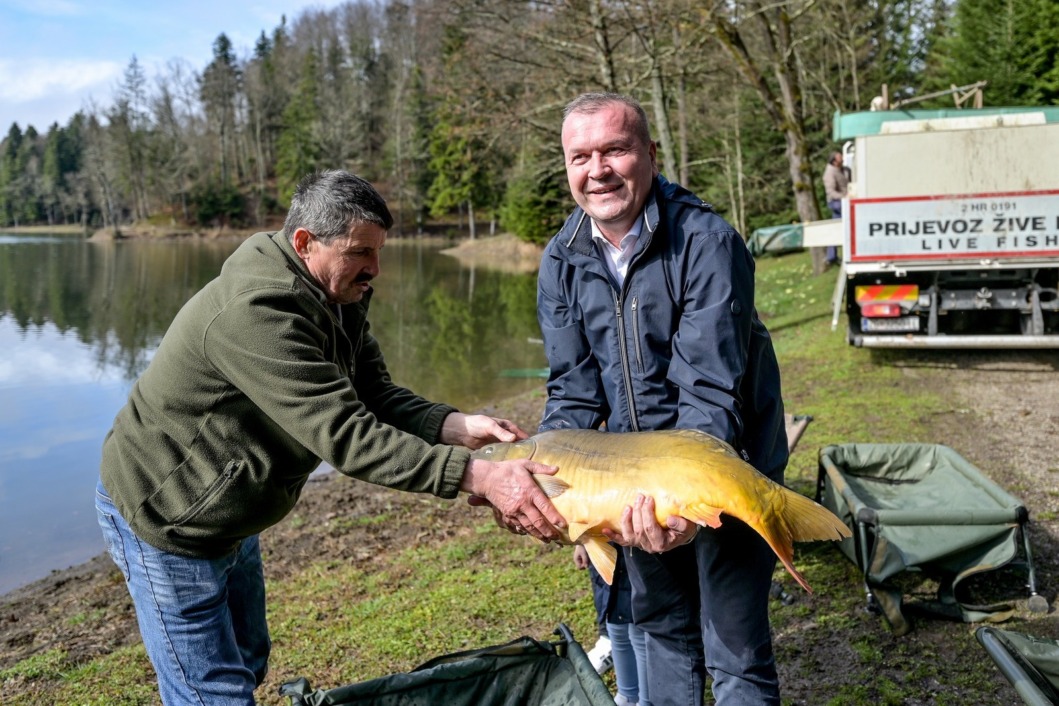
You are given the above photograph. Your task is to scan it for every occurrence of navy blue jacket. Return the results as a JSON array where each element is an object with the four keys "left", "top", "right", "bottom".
[{"left": 537, "top": 176, "right": 787, "bottom": 480}]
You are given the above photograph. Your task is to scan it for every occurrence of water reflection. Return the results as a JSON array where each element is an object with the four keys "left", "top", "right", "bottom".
[{"left": 0, "top": 233, "right": 546, "bottom": 594}]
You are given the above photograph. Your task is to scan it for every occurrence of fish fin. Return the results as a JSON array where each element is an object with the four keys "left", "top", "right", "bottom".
[
  {"left": 682, "top": 503, "right": 724, "bottom": 529},
  {"left": 567, "top": 522, "right": 592, "bottom": 543},
  {"left": 778, "top": 488, "right": 852, "bottom": 543},
  {"left": 533, "top": 475, "right": 572, "bottom": 499},
  {"left": 582, "top": 538, "right": 617, "bottom": 585},
  {"left": 756, "top": 487, "right": 853, "bottom": 594}
]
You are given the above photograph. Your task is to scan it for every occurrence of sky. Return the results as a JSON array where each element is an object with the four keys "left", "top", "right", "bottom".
[{"left": 0, "top": 0, "right": 346, "bottom": 133}]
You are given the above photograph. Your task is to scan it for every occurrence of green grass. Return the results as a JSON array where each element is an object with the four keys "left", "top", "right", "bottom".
[
  {"left": 755, "top": 253, "right": 950, "bottom": 485},
  {"left": 262, "top": 530, "right": 593, "bottom": 693},
  {"left": 2, "top": 250, "right": 1023, "bottom": 705}
]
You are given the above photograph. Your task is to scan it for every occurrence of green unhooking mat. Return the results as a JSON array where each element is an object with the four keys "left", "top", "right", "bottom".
[
  {"left": 278, "top": 624, "right": 615, "bottom": 706},
  {"left": 977, "top": 627, "right": 1059, "bottom": 706},
  {"left": 817, "top": 444, "right": 1046, "bottom": 636}
]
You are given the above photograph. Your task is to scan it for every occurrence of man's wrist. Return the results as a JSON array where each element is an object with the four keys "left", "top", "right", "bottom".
[{"left": 459, "top": 457, "right": 488, "bottom": 496}]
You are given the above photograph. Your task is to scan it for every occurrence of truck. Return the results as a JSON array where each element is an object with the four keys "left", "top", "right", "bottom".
[{"left": 804, "top": 106, "right": 1059, "bottom": 348}]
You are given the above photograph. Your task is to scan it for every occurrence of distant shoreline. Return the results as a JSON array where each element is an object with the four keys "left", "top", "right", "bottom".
[
  {"left": 1, "top": 224, "right": 85, "bottom": 235},
  {"left": 1, "top": 225, "right": 545, "bottom": 270},
  {"left": 0, "top": 223, "right": 512, "bottom": 247}
]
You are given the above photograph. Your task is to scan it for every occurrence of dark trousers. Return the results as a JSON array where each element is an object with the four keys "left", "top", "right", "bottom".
[
  {"left": 826, "top": 199, "right": 842, "bottom": 262},
  {"left": 625, "top": 517, "right": 780, "bottom": 706}
]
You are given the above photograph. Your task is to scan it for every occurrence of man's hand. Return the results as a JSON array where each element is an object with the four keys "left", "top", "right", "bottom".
[
  {"left": 572, "top": 544, "right": 590, "bottom": 569},
  {"left": 461, "top": 457, "right": 566, "bottom": 542},
  {"left": 601, "top": 494, "right": 698, "bottom": 553},
  {"left": 440, "top": 412, "right": 529, "bottom": 449}
]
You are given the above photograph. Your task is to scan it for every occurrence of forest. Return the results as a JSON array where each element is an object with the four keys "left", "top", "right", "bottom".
[{"left": 0, "top": 0, "right": 1056, "bottom": 243}]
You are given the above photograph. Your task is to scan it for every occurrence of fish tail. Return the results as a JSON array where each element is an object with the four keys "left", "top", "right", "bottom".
[
  {"left": 778, "top": 487, "right": 852, "bottom": 543},
  {"left": 756, "top": 487, "right": 852, "bottom": 594},
  {"left": 777, "top": 554, "right": 814, "bottom": 594}
]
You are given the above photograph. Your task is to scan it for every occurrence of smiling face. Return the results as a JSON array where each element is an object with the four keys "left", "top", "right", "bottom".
[
  {"left": 293, "top": 222, "right": 387, "bottom": 305},
  {"left": 561, "top": 101, "right": 658, "bottom": 244}
]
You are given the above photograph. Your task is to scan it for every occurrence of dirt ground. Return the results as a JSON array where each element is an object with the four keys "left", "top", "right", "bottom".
[{"left": 1, "top": 349, "right": 1057, "bottom": 703}]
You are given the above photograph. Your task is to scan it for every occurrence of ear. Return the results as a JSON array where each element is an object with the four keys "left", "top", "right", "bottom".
[
  {"left": 649, "top": 140, "right": 659, "bottom": 176},
  {"left": 291, "top": 228, "right": 314, "bottom": 259}
]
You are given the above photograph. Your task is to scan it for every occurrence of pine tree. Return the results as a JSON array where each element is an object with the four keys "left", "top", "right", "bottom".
[
  {"left": 0, "top": 124, "right": 22, "bottom": 226},
  {"left": 938, "top": 0, "right": 1039, "bottom": 105},
  {"left": 1022, "top": 0, "right": 1059, "bottom": 104},
  {"left": 275, "top": 51, "right": 322, "bottom": 205}
]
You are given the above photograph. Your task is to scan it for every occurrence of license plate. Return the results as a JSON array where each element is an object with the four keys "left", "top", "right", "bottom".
[{"left": 861, "top": 316, "right": 920, "bottom": 332}]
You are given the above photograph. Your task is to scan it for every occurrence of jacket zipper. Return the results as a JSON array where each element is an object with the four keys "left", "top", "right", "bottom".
[
  {"left": 613, "top": 290, "right": 640, "bottom": 431},
  {"left": 630, "top": 296, "right": 644, "bottom": 372}
]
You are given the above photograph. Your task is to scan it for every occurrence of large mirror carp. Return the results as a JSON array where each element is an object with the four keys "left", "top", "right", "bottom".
[{"left": 472, "top": 428, "right": 850, "bottom": 592}]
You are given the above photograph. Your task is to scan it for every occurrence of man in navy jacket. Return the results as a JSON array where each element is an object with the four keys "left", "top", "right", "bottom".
[{"left": 537, "top": 92, "right": 788, "bottom": 705}]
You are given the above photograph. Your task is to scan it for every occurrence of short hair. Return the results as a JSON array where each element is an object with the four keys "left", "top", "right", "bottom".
[
  {"left": 562, "top": 92, "right": 652, "bottom": 146},
  {"left": 283, "top": 170, "right": 393, "bottom": 244}
]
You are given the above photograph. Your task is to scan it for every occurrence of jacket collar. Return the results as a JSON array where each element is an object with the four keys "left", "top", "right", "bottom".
[{"left": 561, "top": 175, "right": 665, "bottom": 258}]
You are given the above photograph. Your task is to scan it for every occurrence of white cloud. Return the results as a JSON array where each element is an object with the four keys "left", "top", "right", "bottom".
[
  {"left": 0, "top": 0, "right": 351, "bottom": 129},
  {"left": 0, "top": 319, "right": 125, "bottom": 386},
  {"left": 0, "top": 427, "right": 101, "bottom": 462},
  {"left": 0, "top": 58, "right": 121, "bottom": 104}
]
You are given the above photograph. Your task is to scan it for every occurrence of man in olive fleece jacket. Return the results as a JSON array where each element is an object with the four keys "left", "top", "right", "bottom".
[{"left": 95, "top": 170, "right": 564, "bottom": 706}]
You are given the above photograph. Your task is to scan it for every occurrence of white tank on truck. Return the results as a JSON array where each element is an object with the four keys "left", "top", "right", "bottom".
[{"left": 805, "top": 106, "right": 1059, "bottom": 348}]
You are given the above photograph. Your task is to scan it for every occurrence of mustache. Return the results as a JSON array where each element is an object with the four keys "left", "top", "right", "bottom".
[{"left": 354, "top": 273, "right": 374, "bottom": 284}]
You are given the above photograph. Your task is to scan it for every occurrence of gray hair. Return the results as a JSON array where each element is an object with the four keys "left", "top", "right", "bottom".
[
  {"left": 562, "top": 92, "right": 652, "bottom": 146},
  {"left": 283, "top": 170, "right": 393, "bottom": 244}
]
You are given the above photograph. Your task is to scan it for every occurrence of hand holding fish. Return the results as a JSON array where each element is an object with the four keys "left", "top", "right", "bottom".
[
  {"left": 460, "top": 457, "right": 566, "bottom": 542},
  {"left": 440, "top": 412, "right": 529, "bottom": 449},
  {"left": 603, "top": 494, "right": 699, "bottom": 554}
]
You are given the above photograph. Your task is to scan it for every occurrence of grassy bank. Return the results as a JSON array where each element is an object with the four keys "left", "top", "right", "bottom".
[{"left": 1, "top": 250, "right": 1042, "bottom": 705}]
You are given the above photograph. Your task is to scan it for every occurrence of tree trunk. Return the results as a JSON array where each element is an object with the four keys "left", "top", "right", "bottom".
[
  {"left": 589, "top": 0, "right": 617, "bottom": 91},
  {"left": 710, "top": 2, "right": 826, "bottom": 272},
  {"left": 649, "top": 64, "right": 678, "bottom": 181}
]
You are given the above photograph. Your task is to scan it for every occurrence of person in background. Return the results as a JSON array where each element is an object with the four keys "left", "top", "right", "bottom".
[
  {"left": 575, "top": 545, "right": 647, "bottom": 706},
  {"left": 822, "top": 150, "right": 849, "bottom": 265},
  {"left": 537, "top": 93, "right": 788, "bottom": 705},
  {"left": 96, "top": 169, "right": 566, "bottom": 706}
]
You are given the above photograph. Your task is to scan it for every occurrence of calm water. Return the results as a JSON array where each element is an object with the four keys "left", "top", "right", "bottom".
[{"left": 0, "top": 232, "right": 547, "bottom": 595}]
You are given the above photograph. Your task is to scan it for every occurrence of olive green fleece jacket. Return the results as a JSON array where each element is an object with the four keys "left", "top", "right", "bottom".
[{"left": 100, "top": 231, "right": 471, "bottom": 558}]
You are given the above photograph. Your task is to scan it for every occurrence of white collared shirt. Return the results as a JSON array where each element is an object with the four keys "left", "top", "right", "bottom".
[{"left": 591, "top": 217, "right": 643, "bottom": 286}]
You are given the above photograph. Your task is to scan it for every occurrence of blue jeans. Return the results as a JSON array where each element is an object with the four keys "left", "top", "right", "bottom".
[
  {"left": 608, "top": 619, "right": 648, "bottom": 703},
  {"left": 96, "top": 481, "right": 271, "bottom": 705},
  {"left": 626, "top": 516, "right": 779, "bottom": 706}
]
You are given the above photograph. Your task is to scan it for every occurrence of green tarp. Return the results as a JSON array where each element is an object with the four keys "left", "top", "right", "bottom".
[
  {"left": 818, "top": 444, "right": 1033, "bottom": 636},
  {"left": 279, "top": 625, "right": 615, "bottom": 706},
  {"left": 747, "top": 224, "right": 803, "bottom": 257}
]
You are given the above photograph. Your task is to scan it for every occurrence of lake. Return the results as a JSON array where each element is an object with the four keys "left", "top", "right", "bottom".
[{"left": 0, "top": 232, "right": 547, "bottom": 595}]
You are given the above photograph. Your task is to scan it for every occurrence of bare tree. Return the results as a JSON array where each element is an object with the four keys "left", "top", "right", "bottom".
[
  {"left": 81, "top": 106, "right": 123, "bottom": 234},
  {"left": 704, "top": 0, "right": 826, "bottom": 271}
]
